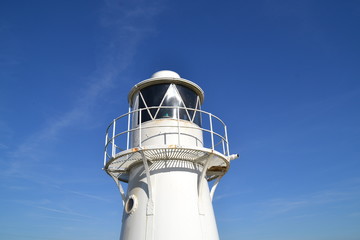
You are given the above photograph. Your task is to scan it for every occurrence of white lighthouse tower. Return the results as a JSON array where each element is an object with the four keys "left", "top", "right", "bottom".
[{"left": 103, "top": 70, "right": 238, "bottom": 240}]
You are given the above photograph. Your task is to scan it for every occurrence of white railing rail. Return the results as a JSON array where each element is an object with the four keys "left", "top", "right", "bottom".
[{"left": 104, "top": 106, "right": 230, "bottom": 166}]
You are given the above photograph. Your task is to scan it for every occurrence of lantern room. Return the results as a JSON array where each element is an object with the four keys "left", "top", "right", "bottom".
[{"left": 128, "top": 70, "right": 204, "bottom": 126}]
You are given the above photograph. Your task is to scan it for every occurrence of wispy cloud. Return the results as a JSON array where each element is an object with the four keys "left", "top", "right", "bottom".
[
  {"left": 1, "top": 0, "right": 164, "bottom": 177},
  {"left": 0, "top": 143, "right": 8, "bottom": 150},
  {"left": 0, "top": 120, "right": 12, "bottom": 151},
  {"left": 52, "top": 185, "right": 111, "bottom": 202},
  {"left": 213, "top": 190, "right": 247, "bottom": 201},
  {"left": 36, "top": 206, "right": 98, "bottom": 220},
  {"left": 255, "top": 187, "right": 360, "bottom": 219},
  {"left": 33, "top": 214, "right": 88, "bottom": 223},
  {"left": 0, "top": 0, "right": 165, "bottom": 234},
  {"left": 2, "top": 173, "right": 111, "bottom": 203},
  {"left": 218, "top": 179, "right": 360, "bottom": 223},
  {"left": 12, "top": 198, "right": 100, "bottom": 222}
]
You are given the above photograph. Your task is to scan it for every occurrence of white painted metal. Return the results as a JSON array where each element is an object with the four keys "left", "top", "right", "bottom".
[
  {"left": 126, "top": 107, "right": 131, "bottom": 150},
  {"left": 119, "top": 160, "right": 219, "bottom": 240},
  {"left": 131, "top": 119, "right": 203, "bottom": 148},
  {"left": 103, "top": 71, "right": 238, "bottom": 240},
  {"left": 127, "top": 72, "right": 204, "bottom": 105},
  {"left": 112, "top": 119, "right": 116, "bottom": 158},
  {"left": 152, "top": 70, "right": 180, "bottom": 78}
]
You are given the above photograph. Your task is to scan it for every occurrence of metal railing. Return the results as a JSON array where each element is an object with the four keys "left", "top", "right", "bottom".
[{"left": 104, "top": 106, "right": 230, "bottom": 166}]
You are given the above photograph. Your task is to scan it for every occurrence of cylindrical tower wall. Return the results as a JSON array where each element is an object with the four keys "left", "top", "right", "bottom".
[
  {"left": 131, "top": 119, "right": 203, "bottom": 148},
  {"left": 120, "top": 160, "right": 219, "bottom": 240}
]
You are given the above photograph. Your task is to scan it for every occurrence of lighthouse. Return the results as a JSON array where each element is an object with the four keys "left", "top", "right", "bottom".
[{"left": 103, "top": 70, "right": 238, "bottom": 240}]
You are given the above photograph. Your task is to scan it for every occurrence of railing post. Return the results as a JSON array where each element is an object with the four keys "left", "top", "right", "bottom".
[
  {"left": 224, "top": 125, "right": 230, "bottom": 156},
  {"left": 222, "top": 139, "right": 225, "bottom": 155},
  {"left": 112, "top": 119, "right": 116, "bottom": 158},
  {"left": 209, "top": 114, "right": 214, "bottom": 150},
  {"left": 139, "top": 109, "right": 142, "bottom": 147},
  {"left": 126, "top": 107, "right": 131, "bottom": 150},
  {"left": 104, "top": 132, "right": 108, "bottom": 166},
  {"left": 177, "top": 107, "right": 181, "bottom": 146}
]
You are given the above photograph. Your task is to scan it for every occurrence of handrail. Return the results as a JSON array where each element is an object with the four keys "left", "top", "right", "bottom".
[
  {"left": 107, "top": 106, "right": 227, "bottom": 127},
  {"left": 104, "top": 106, "right": 230, "bottom": 166},
  {"left": 106, "top": 123, "right": 227, "bottom": 147}
]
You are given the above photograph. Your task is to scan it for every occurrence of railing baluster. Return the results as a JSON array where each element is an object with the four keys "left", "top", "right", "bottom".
[
  {"left": 222, "top": 139, "right": 225, "bottom": 155},
  {"left": 224, "top": 125, "right": 229, "bottom": 156},
  {"left": 126, "top": 107, "right": 131, "bottom": 150},
  {"left": 112, "top": 119, "right": 116, "bottom": 158},
  {"left": 139, "top": 109, "right": 142, "bottom": 147},
  {"left": 104, "top": 132, "right": 108, "bottom": 166},
  {"left": 177, "top": 107, "right": 181, "bottom": 146},
  {"left": 209, "top": 114, "right": 214, "bottom": 150}
]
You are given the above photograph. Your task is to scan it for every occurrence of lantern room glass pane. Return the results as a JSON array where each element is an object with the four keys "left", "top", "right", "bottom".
[
  {"left": 138, "top": 84, "right": 170, "bottom": 123},
  {"left": 156, "top": 84, "right": 182, "bottom": 120},
  {"left": 136, "top": 83, "right": 202, "bottom": 126},
  {"left": 177, "top": 85, "right": 201, "bottom": 125}
]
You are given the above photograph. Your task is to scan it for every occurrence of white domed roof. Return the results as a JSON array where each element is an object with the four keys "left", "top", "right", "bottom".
[
  {"left": 128, "top": 70, "right": 204, "bottom": 105},
  {"left": 151, "top": 70, "right": 180, "bottom": 78}
]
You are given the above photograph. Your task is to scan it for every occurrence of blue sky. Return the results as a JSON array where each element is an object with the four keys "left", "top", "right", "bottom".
[{"left": 1, "top": 0, "right": 360, "bottom": 239}]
